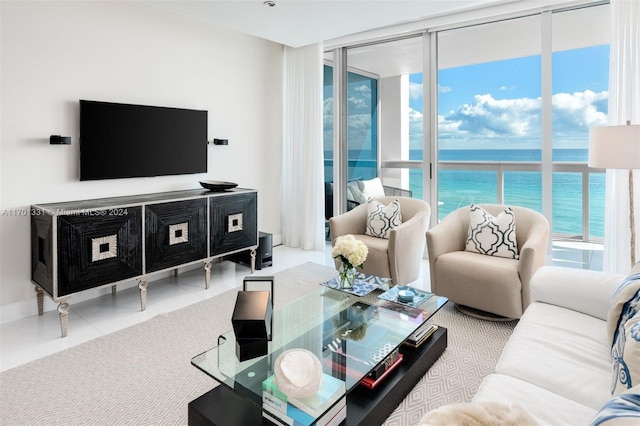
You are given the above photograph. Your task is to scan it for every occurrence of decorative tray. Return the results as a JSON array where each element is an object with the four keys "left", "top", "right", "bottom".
[
  {"left": 377, "top": 285, "right": 434, "bottom": 308},
  {"left": 199, "top": 180, "right": 238, "bottom": 191},
  {"left": 320, "top": 273, "right": 390, "bottom": 297}
]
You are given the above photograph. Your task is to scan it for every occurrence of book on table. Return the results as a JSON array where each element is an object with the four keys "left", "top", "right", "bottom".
[
  {"left": 262, "top": 402, "right": 346, "bottom": 426},
  {"left": 262, "top": 373, "right": 346, "bottom": 426}
]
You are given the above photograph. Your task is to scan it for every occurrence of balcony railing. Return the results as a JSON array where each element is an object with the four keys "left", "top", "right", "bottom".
[{"left": 381, "top": 159, "right": 606, "bottom": 243}]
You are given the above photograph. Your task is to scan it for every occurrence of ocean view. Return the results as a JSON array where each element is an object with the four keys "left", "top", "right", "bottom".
[
  {"left": 415, "top": 149, "right": 604, "bottom": 238},
  {"left": 327, "top": 148, "right": 604, "bottom": 239}
]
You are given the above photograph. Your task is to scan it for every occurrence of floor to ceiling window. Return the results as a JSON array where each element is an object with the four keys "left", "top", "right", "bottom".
[
  {"left": 551, "top": 5, "right": 609, "bottom": 241},
  {"left": 324, "top": 2, "right": 610, "bottom": 259},
  {"left": 433, "top": 5, "right": 609, "bottom": 246},
  {"left": 436, "top": 15, "right": 543, "bottom": 219},
  {"left": 323, "top": 66, "right": 378, "bottom": 183}
]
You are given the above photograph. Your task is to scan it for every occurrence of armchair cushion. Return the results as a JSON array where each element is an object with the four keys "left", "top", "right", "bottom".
[
  {"left": 346, "top": 180, "right": 367, "bottom": 204},
  {"left": 365, "top": 199, "right": 402, "bottom": 239},
  {"left": 359, "top": 177, "right": 386, "bottom": 199},
  {"left": 465, "top": 204, "right": 519, "bottom": 259}
]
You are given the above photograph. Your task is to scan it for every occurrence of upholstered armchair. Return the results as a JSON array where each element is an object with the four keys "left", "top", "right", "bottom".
[
  {"left": 329, "top": 196, "right": 431, "bottom": 286},
  {"left": 426, "top": 204, "right": 549, "bottom": 319}
]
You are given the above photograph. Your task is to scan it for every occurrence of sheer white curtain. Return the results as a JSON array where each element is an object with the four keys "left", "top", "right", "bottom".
[
  {"left": 281, "top": 43, "right": 325, "bottom": 250},
  {"left": 603, "top": 0, "right": 640, "bottom": 273}
]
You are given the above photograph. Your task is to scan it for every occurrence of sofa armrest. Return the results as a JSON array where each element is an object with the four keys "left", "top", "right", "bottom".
[
  {"left": 530, "top": 266, "right": 625, "bottom": 320},
  {"left": 517, "top": 219, "right": 550, "bottom": 308},
  {"left": 388, "top": 210, "right": 429, "bottom": 284}
]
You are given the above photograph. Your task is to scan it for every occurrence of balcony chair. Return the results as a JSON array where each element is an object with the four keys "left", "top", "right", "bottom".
[
  {"left": 324, "top": 177, "right": 412, "bottom": 221},
  {"left": 329, "top": 196, "right": 431, "bottom": 286},
  {"left": 426, "top": 204, "right": 549, "bottom": 319}
]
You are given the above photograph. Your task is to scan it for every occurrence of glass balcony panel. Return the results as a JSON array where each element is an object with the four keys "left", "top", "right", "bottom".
[
  {"left": 504, "top": 171, "right": 542, "bottom": 212},
  {"left": 553, "top": 172, "right": 583, "bottom": 238},
  {"left": 437, "top": 170, "right": 497, "bottom": 220},
  {"left": 589, "top": 172, "right": 605, "bottom": 240}
]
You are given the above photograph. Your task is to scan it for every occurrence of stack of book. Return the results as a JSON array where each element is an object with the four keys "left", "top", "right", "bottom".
[
  {"left": 262, "top": 373, "right": 346, "bottom": 426},
  {"left": 360, "top": 347, "right": 403, "bottom": 390},
  {"left": 404, "top": 323, "right": 439, "bottom": 348}
]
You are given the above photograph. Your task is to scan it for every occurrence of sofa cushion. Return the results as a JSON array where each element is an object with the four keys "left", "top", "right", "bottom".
[
  {"left": 365, "top": 199, "right": 402, "bottom": 239},
  {"left": 612, "top": 310, "right": 640, "bottom": 395},
  {"left": 465, "top": 204, "right": 519, "bottom": 259},
  {"left": 474, "top": 373, "right": 598, "bottom": 425},
  {"left": 591, "top": 384, "right": 640, "bottom": 426},
  {"left": 346, "top": 180, "right": 367, "bottom": 204},
  {"left": 495, "top": 302, "right": 612, "bottom": 410}
]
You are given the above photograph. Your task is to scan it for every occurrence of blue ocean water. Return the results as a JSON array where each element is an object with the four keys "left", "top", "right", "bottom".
[
  {"left": 411, "top": 149, "right": 604, "bottom": 238},
  {"left": 328, "top": 148, "right": 604, "bottom": 238}
]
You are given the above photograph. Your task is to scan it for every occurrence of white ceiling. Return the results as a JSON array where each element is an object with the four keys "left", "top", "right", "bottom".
[{"left": 140, "top": 0, "right": 515, "bottom": 48}]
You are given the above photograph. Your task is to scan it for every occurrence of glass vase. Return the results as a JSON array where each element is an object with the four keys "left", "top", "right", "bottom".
[{"left": 339, "top": 264, "right": 356, "bottom": 289}]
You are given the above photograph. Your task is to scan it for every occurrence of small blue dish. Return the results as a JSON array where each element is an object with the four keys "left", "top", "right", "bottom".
[{"left": 397, "top": 288, "right": 415, "bottom": 303}]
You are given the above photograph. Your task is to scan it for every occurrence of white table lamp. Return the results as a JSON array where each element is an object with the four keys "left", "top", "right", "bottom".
[{"left": 589, "top": 121, "right": 640, "bottom": 267}]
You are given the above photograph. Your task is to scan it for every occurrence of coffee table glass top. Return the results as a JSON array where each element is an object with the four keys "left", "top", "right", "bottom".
[{"left": 191, "top": 280, "right": 447, "bottom": 410}]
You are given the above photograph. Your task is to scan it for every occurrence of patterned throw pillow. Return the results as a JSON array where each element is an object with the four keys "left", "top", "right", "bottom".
[
  {"left": 591, "top": 385, "right": 640, "bottom": 426},
  {"left": 465, "top": 205, "right": 519, "bottom": 259},
  {"left": 365, "top": 199, "right": 402, "bottom": 239},
  {"left": 612, "top": 312, "right": 640, "bottom": 396},
  {"left": 608, "top": 263, "right": 640, "bottom": 395}
]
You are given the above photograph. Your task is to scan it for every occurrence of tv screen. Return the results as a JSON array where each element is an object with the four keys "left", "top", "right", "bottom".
[{"left": 79, "top": 100, "right": 208, "bottom": 181}]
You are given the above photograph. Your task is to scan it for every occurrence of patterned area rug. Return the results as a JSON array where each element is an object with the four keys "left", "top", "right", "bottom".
[{"left": 0, "top": 262, "right": 516, "bottom": 425}]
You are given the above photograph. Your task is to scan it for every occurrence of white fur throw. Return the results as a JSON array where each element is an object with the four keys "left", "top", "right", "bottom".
[{"left": 417, "top": 401, "right": 537, "bottom": 426}]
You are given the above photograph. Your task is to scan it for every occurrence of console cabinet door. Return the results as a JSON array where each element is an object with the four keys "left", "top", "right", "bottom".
[
  {"left": 145, "top": 198, "right": 208, "bottom": 272},
  {"left": 210, "top": 193, "right": 258, "bottom": 256},
  {"left": 57, "top": 208, "right": 143, "bottom": 296}
]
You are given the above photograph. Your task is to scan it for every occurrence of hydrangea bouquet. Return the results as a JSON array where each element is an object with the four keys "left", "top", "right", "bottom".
[{"left": 331, "top": 234, "right": 368, "bottom": 288}]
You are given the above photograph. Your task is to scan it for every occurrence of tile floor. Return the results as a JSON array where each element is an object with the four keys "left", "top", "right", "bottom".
[{"left": 0, "top": 240, "right": 601, "bottom": 373}]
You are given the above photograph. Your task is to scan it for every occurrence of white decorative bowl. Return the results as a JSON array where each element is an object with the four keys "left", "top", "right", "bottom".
[{"left": 274, "top": 349, "right": 323, "bottom": 398}]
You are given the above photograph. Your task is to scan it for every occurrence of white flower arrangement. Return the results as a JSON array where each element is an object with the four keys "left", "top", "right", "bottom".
[{"left": 332, "top": 234, "right": 368, "bottom": 270}]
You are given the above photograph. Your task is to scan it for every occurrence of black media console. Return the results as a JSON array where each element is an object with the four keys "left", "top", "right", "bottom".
[{"left": 30, "top": 188, "right": 258, "bottom": 337}]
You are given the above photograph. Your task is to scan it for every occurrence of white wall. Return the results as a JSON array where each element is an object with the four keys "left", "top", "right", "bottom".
[{"left": 0, "top": 1, "right": 284, "bottom": 319}]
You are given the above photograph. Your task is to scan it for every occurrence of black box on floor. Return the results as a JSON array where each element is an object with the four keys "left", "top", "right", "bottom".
[{"left": 229, "top": 232, "right": 272, "bottom": 270}]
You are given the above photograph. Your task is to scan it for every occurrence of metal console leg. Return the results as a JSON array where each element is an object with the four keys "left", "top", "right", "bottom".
[
  {"left": 57, "top": 299, "right": 70, "bottom": 338},
  {"left": 204, "top": 261, "right": 212, "bottom": 289},
  {"left": 35, "top": 286, "right": 44, "bottom": 316},
  {"left": 138, "top": 277, "right": 149, "bottom": 311},
  {"left": 250, "top": 249, "right": 257, "bottom": 274}
]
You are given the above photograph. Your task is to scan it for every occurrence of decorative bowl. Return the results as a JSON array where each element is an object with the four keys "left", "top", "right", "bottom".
[
  {"left": 199, "top": 180, "right": 238, "bottom": 192},
  {"left": 396, "top": 286, "right": 416, "bottom": 303},
  {"left": 274, "top": 349, "right": 322, "bottom": 398}
]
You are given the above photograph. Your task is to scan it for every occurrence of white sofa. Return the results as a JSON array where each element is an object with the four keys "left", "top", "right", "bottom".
[{"left": 472, "top": 265, "right": 629, "bottom": 425}]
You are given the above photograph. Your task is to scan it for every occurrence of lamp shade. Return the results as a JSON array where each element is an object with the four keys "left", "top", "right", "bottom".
[{"left": 589, "top": 124, "right": 640, "bottom": 169}]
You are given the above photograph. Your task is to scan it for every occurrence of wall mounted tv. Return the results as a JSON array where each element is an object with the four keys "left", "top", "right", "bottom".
[{"left": 79, "top": 100, "right": 208, "bottom": 181}]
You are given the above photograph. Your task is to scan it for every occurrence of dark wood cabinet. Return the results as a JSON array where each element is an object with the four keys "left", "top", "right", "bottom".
[{"left": 30, "top": 188, "right": 258, "bottom": 337}]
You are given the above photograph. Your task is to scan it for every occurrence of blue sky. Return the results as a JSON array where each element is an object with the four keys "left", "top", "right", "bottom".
[{"left": 409, "top": 44, "right": 610, "bottom": 150}]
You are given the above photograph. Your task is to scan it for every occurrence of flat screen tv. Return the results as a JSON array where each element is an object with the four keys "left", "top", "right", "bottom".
[{"left": 79, "top": 100, "right": 208, "bottom": 181}]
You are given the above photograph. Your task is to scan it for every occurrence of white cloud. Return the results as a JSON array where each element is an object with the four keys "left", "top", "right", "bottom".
[
  {"left": 409, "top": 81, "right": 423, "bottom": 100},
  {"left": 439, "top": 84, "right": 452, "bottom": 94},
  {"left": 437, "top": 90, "right": 608, "bottom": 149}
]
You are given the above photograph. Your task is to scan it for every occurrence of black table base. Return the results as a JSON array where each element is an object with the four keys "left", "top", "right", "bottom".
[{"left": 188, "top": 327, "right": 448, "bottom": 426}]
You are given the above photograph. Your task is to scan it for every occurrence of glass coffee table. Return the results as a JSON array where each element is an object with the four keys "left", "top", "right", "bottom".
[{"left": 189, "top": 279, "right": 448, "bottom": 426}]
